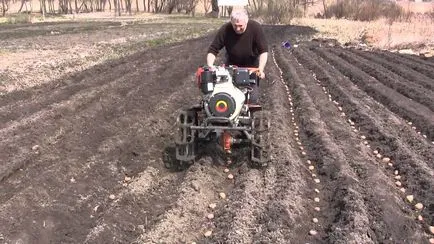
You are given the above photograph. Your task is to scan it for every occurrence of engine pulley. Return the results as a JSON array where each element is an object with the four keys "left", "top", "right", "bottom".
[{"left": 208, "top": 93, "right": 236, "bottom": 117}]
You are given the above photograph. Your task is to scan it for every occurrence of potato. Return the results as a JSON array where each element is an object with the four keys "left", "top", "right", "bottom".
[
  {"left": 429, "top": 226, "right": 434, "bottom": 234},
  {"left": 415, "top": 203, "right": 423, "bottom": 210}
]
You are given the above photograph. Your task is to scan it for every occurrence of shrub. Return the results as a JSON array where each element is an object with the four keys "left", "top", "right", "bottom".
[
  {"left": 7, "top": 13, "right": 32, "bottom": 24},
  {"left": 326, "top": 0, "right": 404, "bottom": 22},
  {"left": 255, "top": 0, "right": 302, "bottom": 24},
  {"left": 429, "top": 7, "right": 434, "bottom": 21}
]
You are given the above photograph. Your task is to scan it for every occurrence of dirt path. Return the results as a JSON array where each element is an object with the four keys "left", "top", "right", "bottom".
[{"left": 0, "top": 23, "right": 433, "bottom": 243}]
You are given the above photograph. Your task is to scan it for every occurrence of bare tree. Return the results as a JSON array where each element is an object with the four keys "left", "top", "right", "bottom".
[
  {"left": 18, "top": 0, "right": 29, "bottom": 13},
  {"left": 125, "top": 0, "right": 132, "bottom": 14},
  {"left": 248, "top": 0, "right": 264, "bottom": 15},
  {"left": 209, "top": 0, "right": 218, "bottom": 17},
  {"left": 166, "top": 0, "right": 176, "bottom": 13},
  {"left": 184, "top": 0, "right": 199, "bottom": 15},
  {"left": 40, "top": 0, "right": 46, "bottom": 19},
  {"left": 114, "top": 0, "right": 121, "bottom": 15},
  {"left": 68, "top": 0, "right": 72, "bottom": 13},
  {"left": 48, "top": 0, "right": 55, "bottom": 13},
  {"left": 322, "top": 0, "right": 327, "bottom": 17},
  {"left": 147, "top": 0, "right": 152, "bottom": 12},
  {"left": 300, "top": 0, "right": 317, "bottom": 16},
  {"left": 203, "top": 0, "right": 210, "bottom": 13},
  {"left": 1, "top": 0, "right": 9, "bottom": 16},
  {"left": 174, "top": 0, "right": 198, "bottom": 15},
  {"left": 153, "top": 0, "right": 166, "bottom": 12},
  {"left": 263, "top": 0, "right": 301, "bottom": 24}
]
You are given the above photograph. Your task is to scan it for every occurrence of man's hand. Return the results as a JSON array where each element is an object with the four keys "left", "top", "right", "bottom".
[
  {"left": 258, "top": 70, "right": 266, "bottom": 79},
  {"left": 207, "top": 53, "right": 216, "bottom": 67},
  {"left": 258, "top": 52, "right": 268, "bottom": 79}
]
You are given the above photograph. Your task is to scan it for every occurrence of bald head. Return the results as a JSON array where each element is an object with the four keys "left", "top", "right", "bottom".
[{"left": 230, "top": 9, "right": 249, "bottom": 34}]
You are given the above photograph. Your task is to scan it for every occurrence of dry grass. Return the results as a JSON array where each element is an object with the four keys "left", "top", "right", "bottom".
[
  {"left": 292, "top": 17, "right": 434, "bottom": 53},
  {"left": 396, "top": 1, "right": 434, "bottom": 14},
  {"left": 0, "top": 15, "right": 225, "bottom": 93}
]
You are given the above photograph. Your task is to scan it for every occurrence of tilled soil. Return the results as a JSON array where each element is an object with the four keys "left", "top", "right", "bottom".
[{"left": 0, "top": 23, "right": 433, "bottom": 244}]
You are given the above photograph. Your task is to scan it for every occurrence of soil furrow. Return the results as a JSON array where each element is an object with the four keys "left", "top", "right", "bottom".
[
  {"left": 0, "top": 55, "right": 199, "bottom": 191},
  {"left": 0, "top": 38, "right": 208, "bottom": 185},
  {"left": 288, "top": 48, "right": 427, "bottom": 243},
  {"left": 330, "top": 48, "right": 434, "bottom": 111},
  {"left": 0, "top": 65, "right": 156, "bottom": 143},
  {"left": 377, "top": 51, "right": 434, "bottom": 79},
  {"left": 295, "top": 46, "right": 434, "bottom": 164},
  {"left": 0, "top": 53, "right": 149, "bottom": 115},
  {"left": 312, "top": 47, "right": 434, "bottom": 141},
  {"left": 251, "top": 52, "right": 314, "bottom": 243},
  {"left": 0, "top": 40, "right": 209, "bottom": 243},
  {"left": 0, "top": 84, "right": 193, "bottom": 243},
  {"left": 0, "top": 36, "right": 206, "bottom": 123},
  {"left": 348, "top": 48, "right": 434, "bottom": 92},
  {"left": 0, "top": 65, "right": 170, "bottom": 184},
  {"left": 294, "top": 46, "right": 434, "bottom": 227},
  {"left": 134, "top": 163, "right": 225, "bottom": 244},
  {"left": 277, "top": 48, "right": 378, "bottom": 243},
  {"left": 206, "top": 169, "right": 267, "bottom": 243},
  {"left": 390, "top": 51, "right": 434, "bottom": 69}
]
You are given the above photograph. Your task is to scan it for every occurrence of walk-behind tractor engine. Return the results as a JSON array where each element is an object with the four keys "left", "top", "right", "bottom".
[{"left": 175, "top": 65, "right": 270, "bottom": 167}]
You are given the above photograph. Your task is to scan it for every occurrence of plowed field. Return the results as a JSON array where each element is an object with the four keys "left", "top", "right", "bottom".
[{"left": 1, "top": 22, "right": 433, "bottom": 244}]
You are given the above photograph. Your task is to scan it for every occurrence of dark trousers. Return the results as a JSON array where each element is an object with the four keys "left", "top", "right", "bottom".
[
  {"left": 248, "top": 72, "right": 260, "bottom": 104},
  {"left": 249, "top": 84, "right": 260, "bottom": 104}
]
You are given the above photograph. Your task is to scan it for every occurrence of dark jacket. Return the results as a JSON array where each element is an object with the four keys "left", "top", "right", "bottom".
[{"left": 208, "top": 20, "right": 268, "bottom": 67}]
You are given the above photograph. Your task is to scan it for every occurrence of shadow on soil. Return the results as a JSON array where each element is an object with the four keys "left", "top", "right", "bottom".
[{"left": 162, "top": 141, "right": 262, "bottom": 172}]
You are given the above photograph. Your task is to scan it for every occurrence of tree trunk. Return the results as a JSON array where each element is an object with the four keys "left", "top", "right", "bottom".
[
  {"left": 117, "top": 0, "right": 121, "bottom": 15},
  {"left": 49, "top": 0, "right": 53, "bottom": 13},
  {"left": 322, "top": 0, "right": 327, "bottom": 17},
  {"left": 125, "top": 0, "right": 131, "bottom": 15},
  {"left": 250, "top": 0, "right": 257, "bottom": 12},
  {"left": 209, "top": 0, "right": 218, "bottom": 17},
  {"left": 114, "top": 0, "right": 117, "bottom": 15},
  {"left": 2, "top": 0, "right": 6, "bottom": 16},
  {"left": 18, "top": 0, "right": 26, "bottom": 13},
  {"left": 68, "top": 0, "right": 72, "bottom": 13},
  {"left": 40, "top": 0, "right": 46, "bottom": 20},
  {"left": 202, "top": 0, "right": 209, "bottom": 13}
]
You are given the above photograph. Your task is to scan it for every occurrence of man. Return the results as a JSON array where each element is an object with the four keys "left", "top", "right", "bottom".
[{"left": 206, "top": 9, "right": 268, "bottom": 79}]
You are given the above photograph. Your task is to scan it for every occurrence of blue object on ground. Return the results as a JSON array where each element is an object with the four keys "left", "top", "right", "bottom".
[{"left": 282, "top": 41, "right": 291, "bottom": 49}]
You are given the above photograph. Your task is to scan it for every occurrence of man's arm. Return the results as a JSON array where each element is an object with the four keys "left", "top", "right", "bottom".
[
  {"left": 207, "top": 24, "right": 227, "bottom": 67},
  {"left": 254, "top": 21, "right": 268, "bottom": 79},
  {"left": 207, "top": 53, "right": 216, "bottom": 67},
  {"left": 258, "top": 52, "right": 268, "bottom": 79}
]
